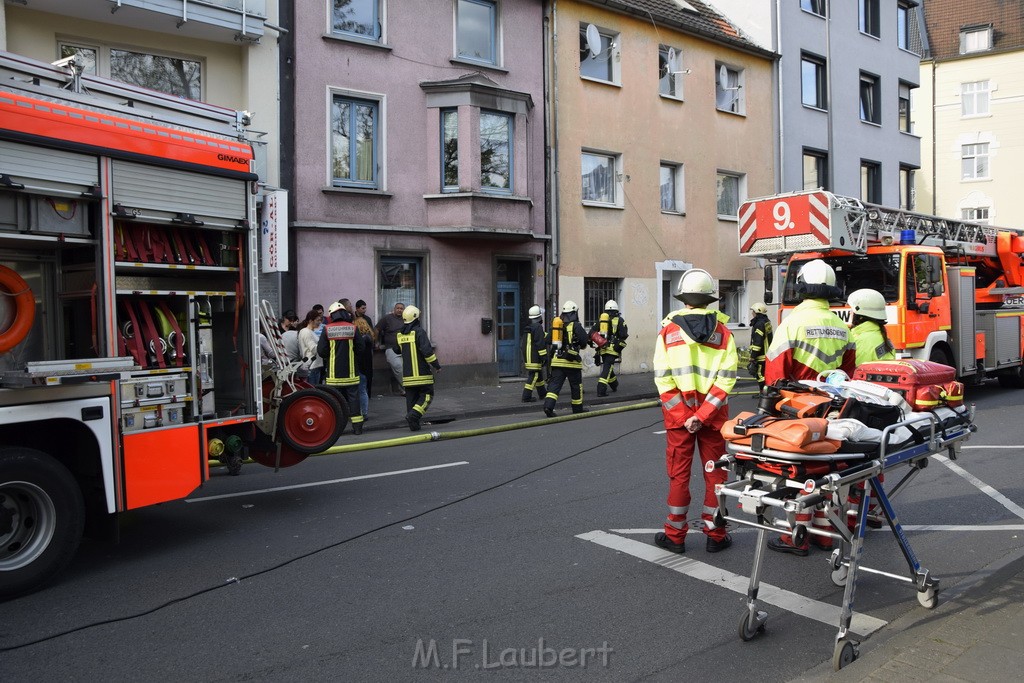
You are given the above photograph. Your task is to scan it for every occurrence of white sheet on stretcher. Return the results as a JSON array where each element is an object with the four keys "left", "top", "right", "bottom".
[{"left": 826, "top": 406, "right": 969, "bottom": 444}]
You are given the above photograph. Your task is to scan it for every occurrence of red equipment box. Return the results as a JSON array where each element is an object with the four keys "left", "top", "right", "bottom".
[{"left": 853, "top": 360, "right": 963, "bottom": 411}]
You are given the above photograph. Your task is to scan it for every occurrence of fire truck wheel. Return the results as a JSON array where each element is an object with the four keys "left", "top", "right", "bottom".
[
  {"left": 0, "top": 265, "right": 35, "bottom": 353},
  {"left": 316, "top": 386, "right": 353, "bottom": 432},
  {"left": 928, "top": 347, "right": 953, "bottom": 370},
  {"left": 0, "top": 447, "right": 84, "bottom": 600},
  {"left": 278, "top": 389, "right": 344, "bottom": 454},
  {"left": 997, "top": 365, "right": 1024, "bottom": 389}
]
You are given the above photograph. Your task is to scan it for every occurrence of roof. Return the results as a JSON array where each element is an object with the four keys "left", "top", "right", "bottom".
[
  {"left": 920, "top": 0, "right": 1024, "bottom": 60},
  {"left": 582, "top": 0, "right": 776, "bottom": 59}
]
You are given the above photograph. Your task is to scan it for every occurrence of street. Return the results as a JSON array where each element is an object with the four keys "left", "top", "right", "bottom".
[{"left": 2, "top": 383, "right": 1023, "bottom": 681}]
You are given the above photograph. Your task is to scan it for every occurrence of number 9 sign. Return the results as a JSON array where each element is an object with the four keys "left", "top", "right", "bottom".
[{"left": 772, "top": 201, "right": 795, "bottom": 231}]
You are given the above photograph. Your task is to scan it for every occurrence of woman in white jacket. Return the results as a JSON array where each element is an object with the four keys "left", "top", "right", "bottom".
[{"left": 297, "top": 309, "right": 325, "bottom": 384}]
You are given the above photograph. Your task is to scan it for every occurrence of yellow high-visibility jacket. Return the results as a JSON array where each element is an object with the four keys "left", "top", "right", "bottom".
[{"left": 851, "top": 321, "right": 895, "bottom": 366}]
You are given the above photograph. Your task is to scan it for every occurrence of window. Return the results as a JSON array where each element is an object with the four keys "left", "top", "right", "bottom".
[
  {"left": 800, "top": 0, "right": 825, "bottom": 17},
  {"left": 961, "top": 81, "right": 990, "bottom": 116},
  {"left": 961, "top": 143, "right": 989, "bottom": 180},
  {"left": 580, "top": 25, "right": 618, "bottom": 83},
  {"left": 441, "top": 109, "right": 458, "bottom": 192},
  {"left": 898, "top": 82, "right": 913, "bottom": 133},
  {"left": 801, "top": 53, "right": 827, "bottom": 110},
  {"left": 660, "top": 163, "right": 684, "bottom": 213},
  {"left": 716, "top": 172, "right": 744, "bottom": 218},
  {"left": 961, "top": 26, "right": 992, "bottom": 54},
  {"left": 803, "top": 149, "right": 828, "bottom": 191},
  {"left": 581, "top": 152, "right": 618, "bottom": 205},
  {"left": 480, "top": 111, "right": 512, "bottom": 193},
  {"left": 860, "top": 161, "right": 881, "bottom": 203},
  {"left": 859, "top": 72, "right": 880, "bottom": 124},
  {"left": 897, "top": 2, "right": 911, "bottom": 50},
  {"left": 962, "top": 207, "right": 990, "bottom": 223},
  {"left": 456, "top": 0, "right": 498, "bottom": 66},
  {"left": 659, "top": 45, "right": 682, "bottom": 98},
  {"left": 331, "top": 0, "right": 381, "bottom": 41},
  {"left": 859, "top": 0, "right": 880, "bottom": 37},
  {"left": 719, "top": 280, "right": 741, "bottom": 321},
  {"left": 584, "top": 278, "right": 619, "bottom": 327},
  {"left": 59, "top": 42, "right": 201, "bottom": 100},
  {"left": 899, "top": 166, "right": 915, "bottom": 210},
  {"left": 715, "top": 63, "right": 744, "bottom": 114},
  {"left": 331, "top": 95, "right": 379, "bottom": 189},
  {"left": 379, "top": 257, "right": 423, "bottom": 323}
]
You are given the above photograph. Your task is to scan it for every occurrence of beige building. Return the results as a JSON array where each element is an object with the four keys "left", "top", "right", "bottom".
[
  {"left": 916, "top": 0, "right": 1024, "bottom": 229},
  {"left": 547, "top": 0, "right": 775, "bottom": 373}
]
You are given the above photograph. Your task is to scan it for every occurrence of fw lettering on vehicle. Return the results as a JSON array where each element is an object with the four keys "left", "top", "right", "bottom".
[{"left": 411, "top": 638, "right": 613, "bottom": 670}]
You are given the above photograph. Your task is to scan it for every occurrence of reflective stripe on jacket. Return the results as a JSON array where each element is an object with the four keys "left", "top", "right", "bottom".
[
  {"left": 654, "top": 308, "right": 738, "bottom": 428},
  {"left": 749, "top": 313, "right": 773, "bottom": 363},
  {"left": 318, "top": 321, "right": 361, "bottom": 387},
  {"left": 595, "top": 314, "right": 628, "bottom": 357},
  {"left": 522, "top": 321, "right": 547, "bottom": 370},
  {"left": 395, "top": 323, "right": 440, "bottom": 387},
  {"left": 547, "top": 319, "right": 588, "bottom": 369},
  {"left": 851, "top": 321, "right": 896, "bottom": 366},
  {"left": 765, "top": 299, "right": 855, "bottom": 384}
]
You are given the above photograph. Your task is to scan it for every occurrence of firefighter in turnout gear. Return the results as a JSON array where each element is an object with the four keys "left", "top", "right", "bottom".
[
  {"left": 847, "top": 288, "right": 896, "bottom": 366},
  {"left": 521, "top": 305, "right": 548, "bottom": 402},
  {"left": 318, "top": 301, "right": 366, "bottom": 435},
  {"left": 392, "top": 305, "right": 441, "bottom": 431},
  {"left": 543, "top": 301, "right": 591, "bottom": 418},
  {"left": 653, "top": 269, "right": 738, "bottom": 554},
  {"left": 765, "top": 259, "right": 855, "bottom": 556},
  {"left": 592, "top": 299, "right": 628, "bottom": 397},
  {"left": 747, "top": 302, "right": 773, "bottom": 393}
]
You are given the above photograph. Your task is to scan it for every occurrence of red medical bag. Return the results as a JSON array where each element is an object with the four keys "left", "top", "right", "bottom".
[{"left": 853, "top": 360, "right": 963, "bottom": 411}]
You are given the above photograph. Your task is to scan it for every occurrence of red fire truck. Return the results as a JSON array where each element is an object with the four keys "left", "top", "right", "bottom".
[
  {"left": 0, "top": 52, "right": 344, "bottom": 599},
  {"left": 738, "top": 190, "right": 1024, "bottom": 386}
]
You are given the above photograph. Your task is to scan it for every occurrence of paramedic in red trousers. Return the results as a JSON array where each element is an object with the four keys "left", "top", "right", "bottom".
[
  {"left": 393, "top": 305, "right": 441, "bottom": 431},
  {"left": 318, "top": 301, "right": 365, "bottom": 435},
  {"left": 521, "top": 305, "right": 548, "bottom": 402},
  {"left": 764, "top": 259, "right": 856, "bottom": 555},
  {"left": 653, "top": 269, "right": 737, "bottom": 555},
  {"left": 542, "top": 301, "right": 591, "bottom": 418}
]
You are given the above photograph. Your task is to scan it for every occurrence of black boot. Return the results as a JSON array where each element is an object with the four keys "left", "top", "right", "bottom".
[
  {"left": 352, "top": 422, "right": 363, "bottom": 435},
  {"left": 406, "top": 414, "right": 421, "bottom": 432}
]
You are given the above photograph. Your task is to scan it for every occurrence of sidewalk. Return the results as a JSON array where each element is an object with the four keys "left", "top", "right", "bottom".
[{"left": 350, "top": 372, "right": 1024, "bottom": 682}]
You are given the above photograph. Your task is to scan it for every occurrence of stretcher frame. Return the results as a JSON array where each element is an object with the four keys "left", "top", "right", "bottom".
[{"left": 710, "top": 409, "right": 975, "bottom": 670}]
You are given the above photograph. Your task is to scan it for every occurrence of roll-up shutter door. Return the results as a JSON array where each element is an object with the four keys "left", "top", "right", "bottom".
[
  {"left": 111, "top": 160, "right": 246, "bottom": 220},
  {"left": 0, "top": 139, "right": 99, "bottom": 194}
]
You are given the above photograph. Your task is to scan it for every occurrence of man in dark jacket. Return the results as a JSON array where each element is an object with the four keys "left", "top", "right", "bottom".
[
  {"left": 543, "top": 300, "right": 592, "bottom": 417},
  {"left": 747, "top": 302, "right": 773, "bottom": 393},
  {"left": 392, "top": 305, "right": 441, "bottom": 431},
  {"left": 318, "top": 300, "right": 365, "bottom": 435},
  {"left": 521, "top": 305, "right": 548, "bottom": 402},
  {"left": 592, "top": 299, "right": 628, "bottom": 397}
]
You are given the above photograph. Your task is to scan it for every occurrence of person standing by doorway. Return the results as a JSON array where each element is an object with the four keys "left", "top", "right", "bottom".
[{"left": 376, "top": 302, "right": 406, "bottom": 397}]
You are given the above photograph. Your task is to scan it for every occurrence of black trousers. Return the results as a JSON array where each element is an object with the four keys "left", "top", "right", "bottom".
[
  {"left": 596, "top": 353, "right": 619, "bottom": 395},
  {"left": 523, "top": 367, "right": 547, "bottom": 401},
  {"left": 544, "top": 366, "right": 584, "bottom": 413},
  {"left": 405, "top": 384, "right": 434, "bottom": 422}
]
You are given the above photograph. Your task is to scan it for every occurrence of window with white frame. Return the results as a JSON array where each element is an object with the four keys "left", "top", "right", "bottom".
[
  {"left": 899, "top": 166, "right": 916, "bottom": 210},
  {"left": 859, "top": 0, "right": 880, "bottom": 37},
  {"left": 859, "top": 72, "right": 880, "bottom": 124},
  {"left": 719, "top": 280, "right": 741, "bottom": 321},
  {"left": 899, "top": 82, "right": 913, "bottom": 132},
  {"left": 581, "top": 151, "right": 618, "bottom": 205},
  {"left": 962, "top": 207, "right": 990, "bottom": 223},
  {"left": 961, "top": 26, "right": 992, "bottom": 54},
  {"left": 660, "top": 162, "right": 684, "bottom": 213},
  {"left": 716, "top": 171, "right": 744, "bottom": 218},
  {"left": 961, "top": 81, "right": 990, "bottom": 116},
  {"left": 456, "top": 0, "right": 498, "bottom": 66},
  {"left": 860, "top": 160, "right": 881, "bottom": 203},
  {"left": 961, "top": 143, "right": 989, "bottom": 180},
  {"left": 480, "top": 111, "right": 512, "bottom": 193},
  {"left": 441, "top": 109, "right": 459, "bottom": 192},
  {"left": 331, "top": 94, "right": 379, "bottom": 189},
  {"left": 897, "top": 2, "right": 911, "bottom": 50},
  {"left": 584, "top": 278, "right": 620, "bottom": 327},
  {"left": 715, "top": 63, "right": 744, "bottom": 114},
  {"left": 579, "top": 25, "right": 619, "bottom": 84},
  {"left": 803, "top": 149, "right": 828, "bottom": 191},
  {"left": 801, "top": 53, "right": 827, "bottom": 110},
  {"left": 59, "top": 42, "right": 201, "bottom": 100},
  {"left": 659, "top": 45, "right": 683, "bottom": 98},
  {"left": 378, "top": 256, "right": 423, "bottom": 323},
  {"left": 332, "top": 0, "right": 382, "bottom": 41},
  {"left": 801, "top": 0, "right": 825, "bottom": 17}
]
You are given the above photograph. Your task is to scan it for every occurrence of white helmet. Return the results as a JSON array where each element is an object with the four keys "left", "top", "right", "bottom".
[
  {"left": 675, "top": 268, "right": 719, "bottom": 305},
  {"left": 528, "top": 305, "right": 542, "bottom": 319},
  {"left": 561, "top": 300, "right": 578, "bottom": 313},
  {"left": 797, "top": 259, "right": 836, "bottom": 287},
  {"left": 328, "top": 301, "right": 345, "bottom": 315},
  {"left": 604, "top": 299, "right": 619, "bottom": 311},
  {"left": 847, "top": 288, "right": 887, "bottom": 322},
  {"left": 402, "top": 305, "right": 420, "bottom": 323},
  {"left": 750, "top": 302, "right": 767, "bottom": 314}
]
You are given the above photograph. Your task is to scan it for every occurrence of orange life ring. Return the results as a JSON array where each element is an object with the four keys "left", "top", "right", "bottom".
[{"left": 0, "top": 265, "right": 35, "bottom": 353}]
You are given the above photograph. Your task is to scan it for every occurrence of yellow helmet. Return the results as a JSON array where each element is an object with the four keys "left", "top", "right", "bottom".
[
  {"left": 402, "top": 305, "right": 420, "bottom": 323},
  {"left": 750, "top": 302, "right": 767, "bottom": 314}
]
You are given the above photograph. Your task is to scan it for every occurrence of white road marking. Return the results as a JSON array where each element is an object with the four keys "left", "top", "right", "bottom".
[
  {"left": 576, "top": 530, "right": 888, "bottom": 635},
  {"left": 935, "top": 454, "right": 1024, "bottom": 521},
  {"left": 185, "top": 461, "right": 470, "bottom": 503},
  {"left": 962, "top": 445, "right": 1021, "bottom": 449}
]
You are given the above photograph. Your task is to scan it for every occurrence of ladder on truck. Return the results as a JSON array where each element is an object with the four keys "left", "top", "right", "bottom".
[{"left": 737, "top": 190, "right": 1013, "bottom": 260}]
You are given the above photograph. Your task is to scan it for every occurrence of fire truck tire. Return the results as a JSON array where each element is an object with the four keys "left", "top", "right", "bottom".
[
  {"left": 317, "top": 386, "right": 353, "bottom": 432},
  {"left": 997, "top": 365, "right": 1024, "bottom": 389},
  {"left": 278, "top": 388, "right": 344, "bottom": 454},
  {"left": 0, "top": 447, "right": 84, "bottom": 600},
  {"left": 928, "top": 347, "right": 953, "bottom": 370},
  {"left": 0, "top": 265, "right": 35, "bottom": 353}
]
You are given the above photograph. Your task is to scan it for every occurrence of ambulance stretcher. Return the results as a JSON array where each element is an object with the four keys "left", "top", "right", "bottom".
[{"left": 709, "top": 406, "right": 975, "bottom": 670}]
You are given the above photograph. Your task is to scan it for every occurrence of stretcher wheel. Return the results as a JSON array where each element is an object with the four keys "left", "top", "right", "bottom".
[
  {"left": 917, "top": 586, "right": 939, "bottom": 609},
  {"left": 737, "top": 610, "right": 767, "bottom": 641},
  {"left": 832, "top": 639, "right": 858, "bottom": 670},
  {"left": 792, "top": 524, "right": 808, "bottom": 547},
  {"left": 830, "top": 565, "right": 849, "bottom": 587}
]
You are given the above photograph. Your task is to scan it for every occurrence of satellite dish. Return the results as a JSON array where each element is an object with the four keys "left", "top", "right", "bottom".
[
  {"left": 718, "top": 64, "right": 730, "bottom": 90},
  {"left": 585, "top": 24, "right": 602, "bottom": 59}
]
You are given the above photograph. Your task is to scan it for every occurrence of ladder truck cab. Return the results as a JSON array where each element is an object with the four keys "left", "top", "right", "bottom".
[
  {"left": 0, "top": 51, "right": 346, "bottom": 600},
  {"left": 738, "top": 190, "right": 1024, "bottom": 387}
]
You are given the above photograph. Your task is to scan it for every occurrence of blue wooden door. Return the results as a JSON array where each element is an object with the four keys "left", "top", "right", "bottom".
[{"left": 496, "top": 281, "right": 520, "bottom": 376}]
